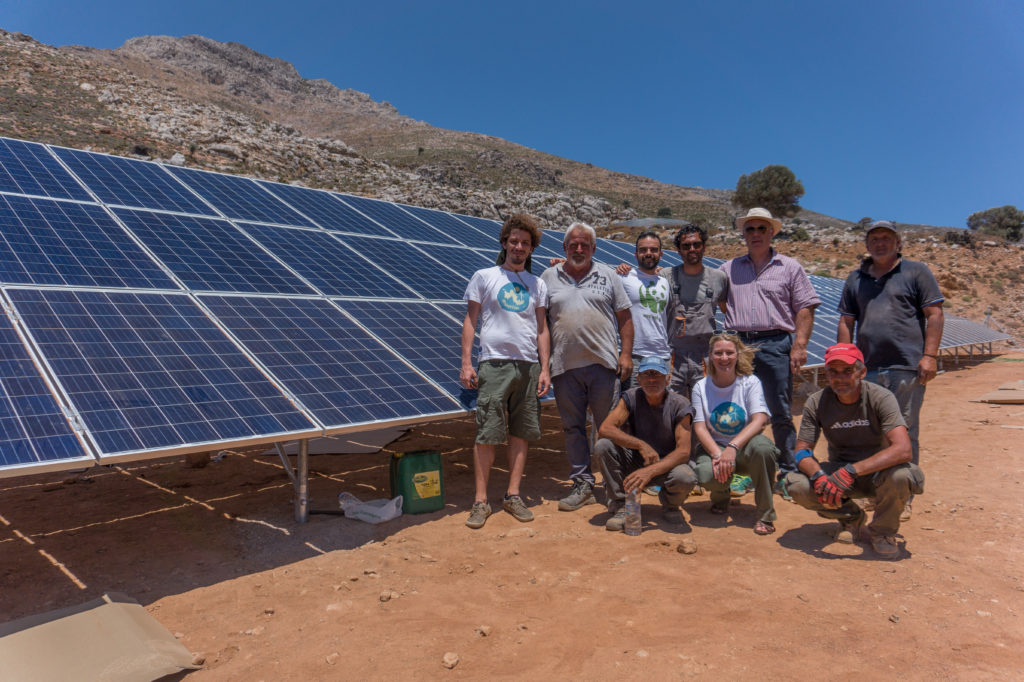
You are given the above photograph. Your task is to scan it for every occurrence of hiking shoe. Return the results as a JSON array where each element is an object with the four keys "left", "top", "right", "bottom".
[
  {"left": 871, "top": 534, "right": 899, "bottom": 559},
  {"left": 558, "top": 479, "right": 596, "bottom": 511},
  {"left": 900, "top": 500, "right": 912, "bottom": 522},
  {"left": 503, "top": 495, "right": 534, "bottom": 522},
  {"left": 465, "top": 501, "right": 491, "bottom": 529},
  {"left": 773, "top": 477, "right": 793, "bottom": 502},
  {"left": 689, "top": 485, "right": 705, "bottom": 497},
  {"left": 605, "top": 508, "right": 628, "bottom": 531},
  {"left": 835, "top": 510, "right": 866, "bottom": 544},
  {"left": 643, "top": 485, "right": 661, "bottom": 496},
  {"left": 730, "top": 474, "right": 754, "bottom": 497},
  {"left": 661, "top": 508, "right": 685, "bottom": 525}
]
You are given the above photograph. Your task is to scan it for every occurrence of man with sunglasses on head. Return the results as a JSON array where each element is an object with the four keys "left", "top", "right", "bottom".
[
  {"left": 721, "top": 207, "right": 820, "bottom": 497},
  {"left": 664, "top": 223, "right": 729, "bottom": 398}
]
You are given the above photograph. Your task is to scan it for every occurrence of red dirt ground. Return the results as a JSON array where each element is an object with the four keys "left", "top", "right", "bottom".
[{"left": 2, "top": 352, "right": 1022, "bottom": 680}]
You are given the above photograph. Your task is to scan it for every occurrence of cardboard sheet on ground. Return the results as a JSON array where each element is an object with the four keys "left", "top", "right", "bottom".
[
  {"left": 0, "top": 592, "right": 197, "bottom": 681},
  {"left": 973, "top": 380, "right": 1024, "bottom": 404},
  {"left": 261, "top": 427, "right": 408, "bottom": 455}
]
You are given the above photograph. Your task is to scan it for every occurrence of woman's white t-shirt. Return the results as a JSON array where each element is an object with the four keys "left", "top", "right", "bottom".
[{"left": 692, "top": 373, "right": 769, "bottom": 447}]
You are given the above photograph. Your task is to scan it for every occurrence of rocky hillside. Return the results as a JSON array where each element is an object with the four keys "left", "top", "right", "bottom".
[{"left": 0, "top": 29, "right": 1021, "bottom": 337}]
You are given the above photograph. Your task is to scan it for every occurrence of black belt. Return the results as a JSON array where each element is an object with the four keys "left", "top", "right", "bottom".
[{"left": 737, "top": 329, "right": 790, "bottom": 340}]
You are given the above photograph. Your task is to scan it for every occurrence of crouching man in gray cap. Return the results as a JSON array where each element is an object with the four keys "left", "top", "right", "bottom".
[
  {"left": 595, "top": 357, "right": 697, "bottom": 531},
  {"left": 783, "top": 343, "right": 924, "bottom": 559}
]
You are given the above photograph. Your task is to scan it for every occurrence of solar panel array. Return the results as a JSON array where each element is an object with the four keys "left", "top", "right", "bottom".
[{"left": 0, "top": 135, "right": 1011, "bottom": 476}]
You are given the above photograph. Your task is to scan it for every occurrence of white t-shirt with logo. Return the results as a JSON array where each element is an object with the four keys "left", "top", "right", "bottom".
[
  {"left": 692, "top": 374, "right": 769, "bottom": 447},
  {"left": 621, "top": 269, "right": 671, "bottom": 358},
  {"left": 464, "top": 266, "right": 549, "bottom": 363}
]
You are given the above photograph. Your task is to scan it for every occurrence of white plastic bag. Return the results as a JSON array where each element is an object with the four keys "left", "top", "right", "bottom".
[{"left": 338, "top": 492, "right": 403, "bottom": 524}]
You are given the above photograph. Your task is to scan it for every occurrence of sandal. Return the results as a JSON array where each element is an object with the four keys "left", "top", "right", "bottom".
[{"left": 754, "top": 520, "right": 776, "bottom": 535}]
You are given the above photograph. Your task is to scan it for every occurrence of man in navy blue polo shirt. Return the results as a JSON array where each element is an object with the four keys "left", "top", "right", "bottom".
[{"left": 837, "top": 220, "right": 943, "bottom": 521}]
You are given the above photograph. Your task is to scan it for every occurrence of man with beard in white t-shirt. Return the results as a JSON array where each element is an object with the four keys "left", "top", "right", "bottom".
[{"left": 461, "top": 214, "right": 551, "bottom": 529}]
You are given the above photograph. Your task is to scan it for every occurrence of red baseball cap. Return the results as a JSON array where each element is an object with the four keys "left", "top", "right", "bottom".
[{"left": 824, "top": 343, "right": 864, "bottom": 365}]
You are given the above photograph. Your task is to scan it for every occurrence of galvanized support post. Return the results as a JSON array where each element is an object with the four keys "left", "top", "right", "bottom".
[{"left": 296, "top": 438, "right": 309, "bottom": 523}]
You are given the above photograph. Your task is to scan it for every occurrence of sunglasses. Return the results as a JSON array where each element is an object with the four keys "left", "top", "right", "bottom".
[
  {"left": 678, "top": 242, "right": 704, "bottom": 251},
  {"left": 744, "top": 224, "right": 770, "bottom": 234}
]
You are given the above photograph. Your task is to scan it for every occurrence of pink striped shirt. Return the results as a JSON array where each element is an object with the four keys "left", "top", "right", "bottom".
[{"left": 720, "top": 250, "right": 820, "bottom": 332}]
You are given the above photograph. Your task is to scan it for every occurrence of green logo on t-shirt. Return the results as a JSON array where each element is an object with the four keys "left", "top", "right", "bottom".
[{"left": 639, "top": 281, "right": 666, "bottom": 314}]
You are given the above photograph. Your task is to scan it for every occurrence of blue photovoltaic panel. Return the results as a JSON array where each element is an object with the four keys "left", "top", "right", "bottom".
[
  {"left": 333, "top": 234, "right": 468, "bottom": 300},
  {"left": 594, "top": 238, "right": 636, "bottom": 266},
  {"left": 400, "top": 204, "right": 500, "bottom": 250},
  {"left": 340, "top": 299, "right": 477, "bottom": 409},
  {"left": 0, "top": 313, "right": 91, "bottom": 470},
  {"left": 0, "top": 137, "right": 92, "bottom": 201},
  {"left": 52, "top": 147, "right": 215, "bottom": 216},
  {"left": 412, "top": 243, "right": 497, "bottom": 281},
  {"left": 237, "top": 223, "right": 418, "bottom": 299},
  {"left": 540, "top": 229, "right": 567, "bottom": 254},
  {"left": 8, "top": 289, "right": 315, "bottom": 456},
  {"left": 114, "top": 208, "right": 316, "bottom": 295},
  {"left": 167, "top": 166, "right": 316, "bottom": 227},
  {"left": 337, "top": 194, "right": 460, "bottom": 245},
  {"left": 256, "top": 181, "right": 396, "bottom": 237},
  {"left": 453, "top": 214, "right": 502, "bottom": 235},
  {"left": 0, "top": 195, "right": 177, "bottom": 289},
  {"left": 201, "top": 295, "right": 461, "bottom": 427}
]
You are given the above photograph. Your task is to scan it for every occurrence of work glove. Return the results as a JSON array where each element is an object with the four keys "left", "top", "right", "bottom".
[
  {"left": 825, "top": 464, "right": 858, "bottom": 500},
  {"left": 811, "top": 470, "right": 845, "bottom": 508}
]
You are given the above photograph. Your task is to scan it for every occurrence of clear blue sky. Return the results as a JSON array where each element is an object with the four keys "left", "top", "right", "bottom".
[{"left": 6, "top": 1, "right": 1023, "bottom": 228}]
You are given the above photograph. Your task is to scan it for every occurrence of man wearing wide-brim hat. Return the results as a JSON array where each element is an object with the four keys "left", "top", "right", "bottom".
[
  {"left": 720, "top": 208, "right": 821, "bottom": 494},
  {"left": 836, "top": 219, "right": 944, "bottom": 522}
]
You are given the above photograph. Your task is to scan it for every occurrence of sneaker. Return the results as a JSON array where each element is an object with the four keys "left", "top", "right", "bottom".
[
  {"left": 900, "top": 500, "right": 912, "bottom": 522},
  {"left": 730, "top": 474, "right": 754, "bottom": 497},
  {"left": 835, "top": 510, "right": 866, "bottom": 544},
  {"left": 871, "top": 534, "right": 899, "bottom": 559},
  {"left": 465, "top": 501, "right": 491, "bottom": 529},
  {"left": 503, "top": 495, "right": 534, "bottom": 522},
  {"left": 689, "top": 485, "right": 705, "bottom": 497},
  {"left": 605, "top": 508, "right": 628, "bottom": 531},
  {"left": 661, "top": 508, "right": 685, "bottom": 525},
  {"left": 558, "top": 479, "right": 596, "bottom": 511},
  {"left": 643, "top": 485, "right": 661, "bottom": 496},
  {"left": 773, "top": 477, "right": 793, "bottom": 502}
]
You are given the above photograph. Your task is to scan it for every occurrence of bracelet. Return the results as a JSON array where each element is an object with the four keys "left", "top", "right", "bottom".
[
  {"left": 726, "top": 442, "right": 739, "bottom": 451},
  {"left": 922, "top": 353, "right": 937, "bottom": 358}
]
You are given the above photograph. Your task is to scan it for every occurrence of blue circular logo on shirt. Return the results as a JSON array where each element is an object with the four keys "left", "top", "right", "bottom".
[
  {"left": 710, "top": 402, "right": 747, "bottom": 436},
  {"left": 498, "top": 282, "right": 530, "bottom": 312}
]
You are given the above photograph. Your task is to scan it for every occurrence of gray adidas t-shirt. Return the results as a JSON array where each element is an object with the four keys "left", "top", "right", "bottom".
[
  {"left": 798, "top": 380, "right": 906, "bottom": 464},
  {"left": 541, "top": 262, "right": 631, "bottom": 376}
]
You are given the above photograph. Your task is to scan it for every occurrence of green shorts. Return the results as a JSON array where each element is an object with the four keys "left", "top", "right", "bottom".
[{"left": 475, "top": 360, "right": 542, "bottom": 444}]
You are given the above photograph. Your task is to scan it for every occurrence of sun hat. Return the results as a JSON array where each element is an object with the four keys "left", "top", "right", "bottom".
[
  {"left": 824, "top": 343, "right": 865, "bottom": 366},
  {"left": 735, "top": 207, "right": 782, "bottom": 236},
  {"left": 637, "top": 356, "right": 669, "bottom": 376}
]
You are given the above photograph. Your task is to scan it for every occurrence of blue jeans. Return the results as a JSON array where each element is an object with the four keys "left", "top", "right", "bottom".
[
  {"left": 552, "top": 364, "right": 619, "bottom": 485},
  {"left": 745, "top": 333, "right": 796, "bottom": 475},
  {"left": 866, "top": 368, "right": 925, "bottom": 465}
]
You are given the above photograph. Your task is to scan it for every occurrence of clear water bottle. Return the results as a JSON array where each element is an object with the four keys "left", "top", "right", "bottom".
[{"left": 624, "top": 489, "right": 641, "bottom": 536}]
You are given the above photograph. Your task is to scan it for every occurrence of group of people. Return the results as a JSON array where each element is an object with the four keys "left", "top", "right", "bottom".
[{"left": 459, "top": 208, "right": 941, "bottom": 560}]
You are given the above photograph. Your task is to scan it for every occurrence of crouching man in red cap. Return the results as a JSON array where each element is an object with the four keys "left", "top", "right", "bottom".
[{"left": 782, "top": 343, "right": 924, "bottom": 559}]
